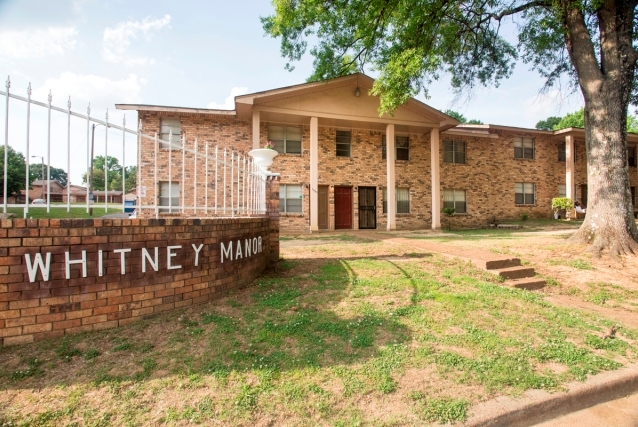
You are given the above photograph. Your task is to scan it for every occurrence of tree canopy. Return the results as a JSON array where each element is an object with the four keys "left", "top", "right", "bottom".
[
  {"left": 535, "top": 116, "right": 562, "bottom": 131},
  {"left": 82, "top": 156, "right": 136, "bottom": 192},
  {"left": 444, "top": 110, "right": 484, "bottom": 125},
  {"left": 535, "top": 109, "right": 638, "bottom": 132},
  {"left": 29, "top": 163, "right": 68, "bottom": 186},
  {"left": 0, "top": 146, "right": 27, "bottom": 197}
]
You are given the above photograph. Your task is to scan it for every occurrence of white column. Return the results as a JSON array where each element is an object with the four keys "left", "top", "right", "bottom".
[
  {"left": 386, "top": 124, "right": 396, "bottom": 230},
  {"left": 431, "top": 127, "right": 441, "bottom": 229},
  {"left": 310, "top": 117, "right": 319, "bottom": 231},
  {"left": 252, "top": 109, "right": 260, "bottom": 150},
  {"left": 565, "top": 135, "right": 574, "bottom": 200}
]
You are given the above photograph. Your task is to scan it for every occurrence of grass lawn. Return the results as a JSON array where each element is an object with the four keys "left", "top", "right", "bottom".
[
  {"left": 0, "top": 237, "right": 635, "bottom": 426},
  {"left": 6, "top": 205, "right": 123, "bottom": 219}
]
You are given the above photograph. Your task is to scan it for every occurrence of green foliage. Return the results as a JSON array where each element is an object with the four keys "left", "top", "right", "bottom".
[
  {"left": 520, "top": 212, "right": 529, "bottom": 221},
  {"left": 0, "top": 145, "right": 27, "bottom": 197},
  {"left": 82, "top": 156, "right": 136, "bottom": 192},
  {"left": 56, "top": 339, "right": 82, "bottom": 362},
  {"left": 443, "top": 110, "right": 483, "bottom": 124},
  {"left": 29, "top": 163, "right": 68, "bottom": 187},
  {"left": 552, "top": 108, "right": 638, "bottom": 132},
  {"left": 551, "top": 197, "right": 574, "bottom": 212},
  {"left": 536, "top": 116, "right": 562, "bottom": 130}
]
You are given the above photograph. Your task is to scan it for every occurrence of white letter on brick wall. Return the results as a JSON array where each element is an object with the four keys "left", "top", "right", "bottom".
[
  {"left": 25, "top": 253, "right": 51, "bottom": 282},
  {"left": 245, "top": 239, "right": 252, "bottom": 257},
  {"left": 98, "top": 250, "right": 104, "bottom": 277},
  {"left": 258, "top": 236, "right": 262, "bottom": 253},
  {"left": 113, "top": 248, "right": 132, "bottom": 275},
  {"left": 167, "top": 245, "right": 182, "bottom": 270},
  {"left": 252, "top": 238, "right": 257, "bottom": 254},
  {"left": 221, "top": 241, "right": 233, "bottom": 263},
  {"left": 192, "top": 243, "right": 204, "bottom": 266},
  {"left": 142, "top": 247, "right": 159, "bottom": 272},
  {"left": 65, "top": 251, "right": 87, "bottom": 279},
  {"left": 235, "top": 240, "right": 243, "bottom": 259}
]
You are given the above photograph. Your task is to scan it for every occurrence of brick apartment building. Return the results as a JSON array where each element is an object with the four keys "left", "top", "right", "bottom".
[{"left": 117, "top": 73, "right": 638, "bottom": 232}]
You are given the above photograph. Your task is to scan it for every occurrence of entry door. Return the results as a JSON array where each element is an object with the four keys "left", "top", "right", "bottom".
[
  {"left": 318, "top": 186, "right": 329, "bottom": 230},
  {"left": 334, "top": 186, "right": 352, "bottom": 229},
  {"left": 581, "top": 184, "right": 588, "bottom": 206},
  {"left": 358, "top": 187, "right": 377, "bottom": 229}
]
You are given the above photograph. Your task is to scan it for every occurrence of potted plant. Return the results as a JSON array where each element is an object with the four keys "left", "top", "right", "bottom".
[
  {"left": 442, "top": 207, "right": 455, "bottom": 230},
  {"left": 551, "top": 197, "right": 573, "bottom": 220},
  {"left": 248, "top": 141, "right": 278, "bottom": 172}
]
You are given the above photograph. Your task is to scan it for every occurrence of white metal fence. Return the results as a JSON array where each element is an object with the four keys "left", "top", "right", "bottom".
[{"left": 0, "top": 77, "right": 267, "bottom": 219}]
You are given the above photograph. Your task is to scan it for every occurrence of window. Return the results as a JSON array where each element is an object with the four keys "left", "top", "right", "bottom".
[
  {"left": 514, "top": 137, "right": 534, "bottom": 159},
  {"left": 336, "top": 130, "right": 351, "bottom": 157},
  {"left": 382, "top": 135, "right": 410, "bottom": 160},
  {"left": 443, "top": 140, "right": 466, "bottom": 164},
  {"left": 515, "top": 182, "right": 535, "bottom": 205},
  {"left": 629, "top": 146, "right": 637, "bottom": 167},
  {"left": 159, "top": 181, "right": 180, "bottom": 213},
  {"left": 443, "top": 189, "right": 467, "bottom": 214},
  {"left": 382, "top": 187, "right": 410, "bottom": 214},
  {"left": 558, "top": 184, "right": 566, "bottom": 198},
  {"left": 558, "top": 142, "right": 566, "bottom": 162},
  {"left": 268, "top": 125, "right": 302, "bottom": 154},
  {"left": 280, "top": 184, "right": 303, "bottom": 213},
  {"left": 160, "top": 118, "right": 181, "bottom": 148}
]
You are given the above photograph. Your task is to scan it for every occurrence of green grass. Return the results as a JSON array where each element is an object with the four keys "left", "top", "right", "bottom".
[
  {"left": 0, "top": 246, "right": 635, "bottom": 426},
  {"left": 550, "top": 258, "right": 595, "bottom": 270},
  {"left": 6, "top": 205, "right": 122, "bottom": 219}
]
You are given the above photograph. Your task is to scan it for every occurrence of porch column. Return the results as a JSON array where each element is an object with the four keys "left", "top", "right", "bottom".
[
  {"left": 252, "top": 109, "right": 260, "bottom": 150},
  {"left": 565, "top": 135, "right": 574, "bottom": 200},
  {"left": 431, "top": 127, "right": 441, "bottom": 229},
  {"left": 386, "top": 124, "right": 396, "bottom": 230},
  {"left": 310, "top": 117, "right": 319, "bottom": 231}
]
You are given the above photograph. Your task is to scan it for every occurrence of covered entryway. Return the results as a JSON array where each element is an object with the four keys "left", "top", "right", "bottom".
[
  {"left": 358, "top": 186, "right": 377, "bottom": 229},
  {"left": 334, "top": 186, "right": 352, "bottom": 229},
  {"left": 318, "top": 185, "right": 329, "bottom": 229}
]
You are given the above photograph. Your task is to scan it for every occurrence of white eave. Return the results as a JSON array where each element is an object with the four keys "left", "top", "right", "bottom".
[{"left": 115, "top": 104, "right": 236, "bottom": 115}]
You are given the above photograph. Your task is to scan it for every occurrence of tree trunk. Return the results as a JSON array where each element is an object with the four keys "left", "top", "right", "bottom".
[{"left": 569, "top": 90, "right": 638, "bottom": 255}]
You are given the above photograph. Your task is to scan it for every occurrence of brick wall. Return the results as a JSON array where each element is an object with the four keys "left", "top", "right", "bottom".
[{"left": 0, "top": 216, "right": 274, "bottom": 346}]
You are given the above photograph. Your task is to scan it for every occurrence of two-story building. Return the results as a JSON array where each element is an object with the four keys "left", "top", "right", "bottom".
[{"left": 116, "top": 73, "right": 638, "bottom": 232}]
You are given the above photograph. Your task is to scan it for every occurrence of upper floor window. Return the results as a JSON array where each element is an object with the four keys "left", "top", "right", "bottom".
[
  {"left": 514, "top": 137, "right": 534, "bottom": 159},
  {"left": 336, "top": 130, "right": 352, "bottom": 157},
  {"left": 160, "top": 118, "right": 181, "bottom": 148},
  {"left": 268, "top": 125, "right": 302, "bottom": 154},
  {"left": 443, "top": 189, "right": 467, "bottom": 214},
  {"left": 382, "top": 135, "right": 410, "bottom": 160},
  {"left": 628, "top": 146, "right": 636, "bottom": 167},
  {"left": 515, "top": 182, "right": 535, "bottom": 205},
  {"left": 443, "top": 140, "right": 466, "bottom": 164},
  {"left": 280, "top": 184, "right": 303, "bottom": 213},
  {"left": 558, "top": 142, "right": 566, "bottom": 162}
]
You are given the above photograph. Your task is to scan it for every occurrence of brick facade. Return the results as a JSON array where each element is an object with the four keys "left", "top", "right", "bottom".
[{"left": 0, "top": 216, "right": 276, "bottom": 346}]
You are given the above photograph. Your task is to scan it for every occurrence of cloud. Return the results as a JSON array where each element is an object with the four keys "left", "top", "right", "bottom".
[
  {"left": 207, "top": 87, "right": 249, "bottom": 110},
  {"left": 0, "top": 27, "right": 77, "bottom": 59},
  {"left": 33, "top": 72, "right": 147, "bottom": 106},
  {"left": 102, "top": 14, "right": 171, "bottom": 66}
]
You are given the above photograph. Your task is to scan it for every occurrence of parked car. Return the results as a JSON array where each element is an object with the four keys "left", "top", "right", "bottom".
[{"left": 32, "top": 199, "right": 46, "bottom": 204}]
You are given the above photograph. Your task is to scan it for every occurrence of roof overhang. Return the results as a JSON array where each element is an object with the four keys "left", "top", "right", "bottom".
[{"left": 115, "top": 104, "right": 236, "bottom": 116}]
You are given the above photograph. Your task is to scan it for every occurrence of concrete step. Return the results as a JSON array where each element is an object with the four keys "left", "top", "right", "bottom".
[
  {"left": 477, "top": 257, "right": 521, "bottom": 270},
  {"left": 509, "top": 277, "right": 546, "bottom": 291},
  {"left": 492, "top": 266, "right": 536, "bottom": 280}
]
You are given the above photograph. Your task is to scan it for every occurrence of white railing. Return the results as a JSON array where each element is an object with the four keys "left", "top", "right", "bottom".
[{"left": 0, "top": 77, "right": 267, "bottom": 219}]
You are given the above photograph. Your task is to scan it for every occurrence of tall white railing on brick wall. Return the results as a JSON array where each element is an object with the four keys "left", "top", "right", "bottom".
[{"left": 0, "top": 77, "right": 266, "bottom": 219}]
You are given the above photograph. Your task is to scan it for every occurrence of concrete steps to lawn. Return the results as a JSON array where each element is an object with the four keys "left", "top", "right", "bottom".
[{"left": 482, "top": 258, "right": 546, "bottom": 290}]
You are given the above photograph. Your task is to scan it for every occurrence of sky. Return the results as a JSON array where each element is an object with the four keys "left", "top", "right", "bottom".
[{"left": 0, "top": 0, "right": 585, "bottom": 186}]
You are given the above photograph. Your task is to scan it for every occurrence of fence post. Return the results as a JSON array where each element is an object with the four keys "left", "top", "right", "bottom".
[{"left": 265, "top": 174, "right": 280, "bottom": 263}]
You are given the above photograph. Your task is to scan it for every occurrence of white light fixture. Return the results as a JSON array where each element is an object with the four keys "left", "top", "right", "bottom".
[{"left": 354, "top": 86, "right": 361, "bottom": 97}]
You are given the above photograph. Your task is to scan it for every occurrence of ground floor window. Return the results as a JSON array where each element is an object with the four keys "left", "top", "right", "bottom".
[
  {"left": 558, "top": 184, "right": 566, "bottom": 198},
  {"left": 280, "top": 184, "right": 303, "bottom": 213},
  {"left": 443, "top": 189, "right": 467, "bottom": 214},
  {"left": 382, "top": 187, "right": 410, "bottom": 214},
  {"left": 515, "top": 182, "right": 535, "bottom": 205},
  {"left": 159, "top": 181, "right": 180, "bottom": 213}
]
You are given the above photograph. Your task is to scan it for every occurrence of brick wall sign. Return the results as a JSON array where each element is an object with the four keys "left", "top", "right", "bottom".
[{"left": 0, "top": 217, "right": 274, "bottom": 346}]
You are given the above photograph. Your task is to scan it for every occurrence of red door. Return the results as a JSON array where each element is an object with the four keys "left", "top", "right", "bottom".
[{"left": 334, "top": 186, "right": 352, "bottom": 229}]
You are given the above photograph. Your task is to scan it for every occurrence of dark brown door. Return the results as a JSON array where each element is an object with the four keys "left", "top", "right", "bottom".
[
  {"left": 318, "top": 186, "right": 329, "bottom": 230},
  {"left": 334, "top": 186, "right": 352, "bottom": 229},
  {"left": 581, "top": 184, "right": 588, "bottom": 206},
  {"left": 358, "top": 187, "right": 376, "bottom": 229}
]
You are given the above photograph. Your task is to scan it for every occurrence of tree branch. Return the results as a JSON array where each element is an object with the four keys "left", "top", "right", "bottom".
[{"left": 492, "top": 0, "right": 551, "bottom": 21}]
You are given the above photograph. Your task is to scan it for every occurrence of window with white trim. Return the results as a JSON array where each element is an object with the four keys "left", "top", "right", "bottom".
[
  {"left": 382, "top": 187, "right": 410, "bottom": 214},
  {"left": 629, "top": 146, "right": 637, "bottom": 167},
  {"left": 443, "top": 189, "right": 467, "bottom": 213},
  {"left": 159, "top": 181, "right": 180, "bottom": 213},
  {"left": 443, "top": 140, "right": 466, "bottom": 164},
  {"left": 280, "top": 184, "right": 303, "bottom": 213},
  {"left": 515, "top": 182, "right": 535, "bottom": 205},
  {"left": 268, "top": 125, "right": 302, "bottom": 154},
  {"left": 558, "top": 142, "right": 566, "bottom": 162},
  {"left": 160, "top": 118, "right": 181, "bottom": 149},
  {"left": 336, "top": 130, "right": 352, "bottom": 157},
  {"left": 558, "top": 184, "right": 566, "bottom": 198},
  {"left": 514, "top": 137, "right": 534, "bottom": 159},
  {"left": 382, "top": 135, "right": 410, "bottom": 160}
]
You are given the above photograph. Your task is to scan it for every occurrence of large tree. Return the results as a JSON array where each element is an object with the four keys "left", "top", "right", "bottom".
[
  {"left": 0, "top": 146, "right": 27, "bottom": 197},
  {"left": 263, "top": 0, "right": 638, "bottom": 255},
  {"left": 28, "top": 164, "right": 68, "bottom": 186},
  {"left": 82, "top": 156, "right": 136, "bottom": 192}
]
